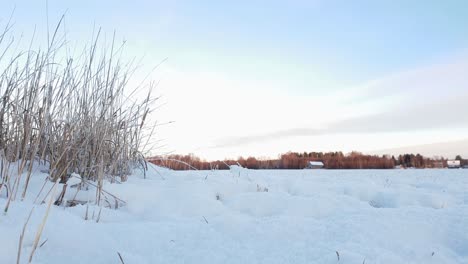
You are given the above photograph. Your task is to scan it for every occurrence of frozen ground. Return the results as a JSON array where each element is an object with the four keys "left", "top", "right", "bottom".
[{"left": 1, "top": 164, "right": 467, "bottom": 264}]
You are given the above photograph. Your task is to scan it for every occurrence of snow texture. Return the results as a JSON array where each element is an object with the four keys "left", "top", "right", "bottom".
[{"left": 1, "top": 163, "right": 467, "bottom": 264}]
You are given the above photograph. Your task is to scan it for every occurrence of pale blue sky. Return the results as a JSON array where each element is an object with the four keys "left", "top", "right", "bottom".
[{"left": 2, "top": 1, "right": 468, "bottom": 158}]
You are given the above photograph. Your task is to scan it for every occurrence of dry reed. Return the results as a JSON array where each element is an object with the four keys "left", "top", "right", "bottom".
[{"left": 0, "top": 17, "right": 157, "bottom": 210}]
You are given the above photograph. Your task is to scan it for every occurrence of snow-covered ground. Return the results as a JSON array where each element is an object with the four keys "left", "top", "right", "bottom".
[{"left": 1, "top": 164, "right": 467, "bottom": 263}]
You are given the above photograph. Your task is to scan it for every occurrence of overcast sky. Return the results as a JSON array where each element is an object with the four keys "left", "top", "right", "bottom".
[{"left": 2, "top": 0, "right": 468, "bottom": 159}]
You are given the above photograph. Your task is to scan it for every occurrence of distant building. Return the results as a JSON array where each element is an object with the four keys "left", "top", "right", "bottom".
[
  {"left": 447, "top": 160, "right": 461, "bottom": 169},
  {"left": 306, "top": 161, "right": 324, "bottom": 169},
  {"left": 431, "top": 161, "right": 444, "bottom": 169}
]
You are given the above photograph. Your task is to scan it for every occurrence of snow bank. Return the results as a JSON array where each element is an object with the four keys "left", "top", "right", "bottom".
[{"left": 1, "top": 166, "right": 467, "bottom": 263}]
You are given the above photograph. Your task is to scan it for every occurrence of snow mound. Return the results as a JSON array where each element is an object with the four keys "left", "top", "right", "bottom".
[{"left": 1, "top": 167, "right": 467, "bottom": 264}]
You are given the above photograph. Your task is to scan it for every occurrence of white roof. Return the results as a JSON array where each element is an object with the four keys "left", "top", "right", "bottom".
[
  {"left": 447, "top": 160, "right": 461, "bottom": 165},
  {"left": 309, "top": 161, "right": 324, "bottom": 166}
]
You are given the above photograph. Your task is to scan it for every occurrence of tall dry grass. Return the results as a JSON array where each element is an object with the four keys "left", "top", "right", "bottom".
[{"left": 0, "top": 17, "right": 157, "bottom": 211}]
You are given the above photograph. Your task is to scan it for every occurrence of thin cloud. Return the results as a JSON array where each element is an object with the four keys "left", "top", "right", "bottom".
[
  {"left": 213, "top": 92, "right": 468, "bottom": 148},
  {"left": 372, "top": 138, "right": 468, "bottom": 158},
  {"left": 336, "top": 51, "right": 468, "bottom": 106}
]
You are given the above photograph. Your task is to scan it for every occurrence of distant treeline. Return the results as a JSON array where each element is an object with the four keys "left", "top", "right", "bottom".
[{"left": 148, "top": 152, "right": 464, "bottom": 170}]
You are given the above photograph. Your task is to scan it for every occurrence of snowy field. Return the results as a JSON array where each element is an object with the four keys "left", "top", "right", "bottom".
[{"left": 1, "top": 165, "right": 468, "bottom": 264}]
